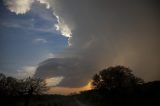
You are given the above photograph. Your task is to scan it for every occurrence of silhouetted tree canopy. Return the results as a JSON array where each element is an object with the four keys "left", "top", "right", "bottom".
[
  {"left": 92, "top": 66, "right": 144, "bottom": 90},
  {"left": 21, "top": 77, "right": 48, "bottom": 95},
  {"left": 0, "top": 73, "right": 48, "bottom": 96}
]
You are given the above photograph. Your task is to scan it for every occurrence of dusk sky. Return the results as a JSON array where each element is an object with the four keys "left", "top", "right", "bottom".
[{"left": 0, "top": 0, "right": 160, "bottom": 94}]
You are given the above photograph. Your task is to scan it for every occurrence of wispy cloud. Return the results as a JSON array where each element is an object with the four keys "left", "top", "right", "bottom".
[
  {"left": 34, "top": 38, "right": 48, "bottom": 44},
  {"left": 1, "top": 20, "right": 58, "bottom": 34}
]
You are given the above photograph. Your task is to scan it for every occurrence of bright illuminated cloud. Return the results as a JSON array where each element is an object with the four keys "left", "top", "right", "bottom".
[
  {"left": 3, "top": 0, "right": 34, "bottom": 14},
  {"left": 46, "top": 76, "right": 64, "bottom": 86},
  {"left": 37, "top": 0, "right": 50, "bottom": 9},
  {"left": 54, "top": 15, "right": 72, "bottom": 38}
]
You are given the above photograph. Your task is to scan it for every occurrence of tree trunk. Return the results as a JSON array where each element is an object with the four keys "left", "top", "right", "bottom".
[{"left": 24, "top": 87, "right": 33, "bottom": 106}]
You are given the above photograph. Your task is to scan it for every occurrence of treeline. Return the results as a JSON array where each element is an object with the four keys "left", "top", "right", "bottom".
[
  {"left": 77, "top": 81, "right": 160, "bottom": 106},
  {"left": 0, "top": 66, "right": 160, "bottom": 106},
  {"left": 0, "top": 73, "right": 48, "bottom": 96},
  {"left": 76, "top": 66, "right": 160, "bottom": 106}
]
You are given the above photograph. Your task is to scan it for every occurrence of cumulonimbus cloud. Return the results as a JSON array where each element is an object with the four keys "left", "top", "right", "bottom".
[
  {"left": 4, "top": 0, "right": 160, "bottom": 87},
  {"left": 34, "top": 0, "right": 160, "bottom": 87}
]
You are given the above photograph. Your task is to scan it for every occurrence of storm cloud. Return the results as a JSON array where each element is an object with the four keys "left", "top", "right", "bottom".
[
  {"left": 4, "top": 0, "right": 160, "bottom": 87},
  {"left": 34, "top": 0, "right": 160, "bottom": 87},
  {"left": 34, "top": 58, "right": 95, "bottom": 87}
]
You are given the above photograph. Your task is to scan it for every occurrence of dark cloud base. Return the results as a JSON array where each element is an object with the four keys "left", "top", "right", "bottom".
[{"left": 34, "top": 58, "right": 95, "bottom": 87}]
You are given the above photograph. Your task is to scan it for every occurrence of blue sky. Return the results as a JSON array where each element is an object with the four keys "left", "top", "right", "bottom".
[{"left": 0, "top": 1, "right": 68, "bottom": 76}]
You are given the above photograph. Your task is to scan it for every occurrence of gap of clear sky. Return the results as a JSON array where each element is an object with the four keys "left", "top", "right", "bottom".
[{"left": 0, "top": 1, "right": 68, "bottom": 77}]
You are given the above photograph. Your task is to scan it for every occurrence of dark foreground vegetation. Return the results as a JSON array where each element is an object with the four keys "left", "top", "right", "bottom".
[{"left": 0, "top": 66, "right": 160, "bottom": 106}]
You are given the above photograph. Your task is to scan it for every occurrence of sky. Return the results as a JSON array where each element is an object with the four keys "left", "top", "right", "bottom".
[
  {"left": 0, "top": 0, "right": 68, "bottom": 77},
  {"left": 0, "top": 0, "right": 160, "bottom": 95}
]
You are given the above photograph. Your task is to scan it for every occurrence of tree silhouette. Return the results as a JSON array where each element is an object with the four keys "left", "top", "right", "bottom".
[
  {"left": 5, "top": 77, "right": 19, "bottom": 96},
  {"left": 22, "top": 77, "right": 48, "bottom": 106},
  {"left": 0, "top": 73, "right": 7, "bottom": 96},
  {"left": 22, "top": 77, "right": 48, "bottom": 95},
  {"left": 0, "top": 73, "right": 48, "bottom": 97},
  {"left": 92, "top": 66, "right": 144, "bottom": 90}
]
